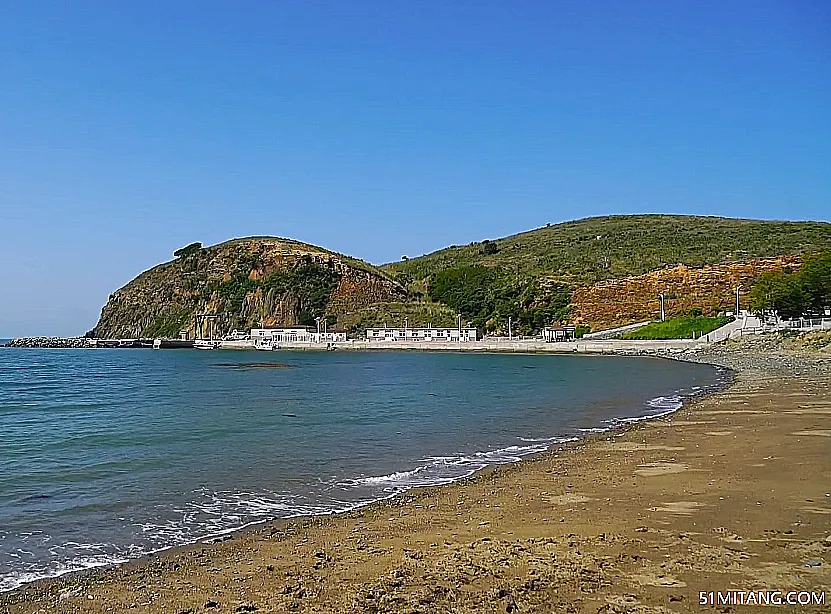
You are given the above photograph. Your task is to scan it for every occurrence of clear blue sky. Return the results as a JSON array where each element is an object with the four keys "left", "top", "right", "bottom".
[{"left": 1, "top": 1, "right": 828, "bottom": 336}]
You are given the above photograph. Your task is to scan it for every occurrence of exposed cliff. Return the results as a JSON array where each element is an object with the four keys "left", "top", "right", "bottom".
[
  {"left": 90, "top": 238, "right": 407, "bottom": 339},
  {"left": 570, "top": 256, "right": 801, "bottom": 330}
]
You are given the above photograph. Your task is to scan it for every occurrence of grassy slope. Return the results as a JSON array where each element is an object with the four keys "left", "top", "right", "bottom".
[
  {"left": 619, "top": 316, "right": 733, "bottom": 340},
  {"left": 383, "top": 215, "right": 831, "bottom": 286}
]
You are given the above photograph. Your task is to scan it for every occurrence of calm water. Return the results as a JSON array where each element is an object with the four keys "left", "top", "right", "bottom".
[{"left": 0, "top": 348, "right": 725, "bottom": 591}]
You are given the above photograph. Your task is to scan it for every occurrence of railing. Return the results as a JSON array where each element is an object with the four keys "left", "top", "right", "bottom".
[
  {"left": 716, "top": 318, "right": 831, "bottom": 340},
  {"left": 780, "top": 318, "right": 831, "bottom": 330}
]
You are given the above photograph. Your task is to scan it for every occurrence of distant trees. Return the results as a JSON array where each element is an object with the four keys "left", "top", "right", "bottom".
[
  {"left": 750, "top": 252, "right": 831, "bottom": 318},
  {"left": 801, "top": 252, "right": 831, "bottom": 313},
  {"left": 750, "top": 271, "right": 805, "bottom": 318},
  {"left": 427, "top": 265, "right": 570, "bottom": 334},
  {"left": 481, "top": 240, "right": 499, "bottom": 255},
  {"left": 174, "top": 242, "right": 203, "bottom": 258}
]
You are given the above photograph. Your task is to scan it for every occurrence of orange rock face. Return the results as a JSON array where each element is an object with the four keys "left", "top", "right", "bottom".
[{"left": 570, "top": 256, "right": 801, "bottom": 330}]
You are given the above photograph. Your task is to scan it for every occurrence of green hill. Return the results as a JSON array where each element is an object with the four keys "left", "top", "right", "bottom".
[
  {"left": 385, "top": 215, "right": 831, "bottom": 285},
  {"left": 382, "top": 215, "right": 831, "bottom": 334}
]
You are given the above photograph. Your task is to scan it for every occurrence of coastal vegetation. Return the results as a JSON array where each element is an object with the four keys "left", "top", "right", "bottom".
[
  {"left": 750, "top": 252, "right": 831, "bottom": 318},
  {"left": 618, "top": 316, "right": 732, "bottom": 340},
  {"left": 427, "top": 266, "right": 570, "bottom": 334},
  {"left": 144, "top": 308, "right": 192, "bottom": 339}
]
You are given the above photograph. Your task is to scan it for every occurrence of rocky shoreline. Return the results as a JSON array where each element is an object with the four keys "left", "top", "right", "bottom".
[{"left": 683, "top": 331, "right": 831, "bottom": 377}]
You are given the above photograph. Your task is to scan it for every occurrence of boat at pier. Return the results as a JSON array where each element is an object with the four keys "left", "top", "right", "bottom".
[{"left": 254, "top": 339, "right": 280, "bottom": 351}]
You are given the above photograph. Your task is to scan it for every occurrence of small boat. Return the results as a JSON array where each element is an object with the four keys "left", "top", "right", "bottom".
[
  {"left": 194, "top": 340, "right": 218, "bottom": 350},
  {"left": 255, "top": 339, "right": 280, "bottom": 351}
]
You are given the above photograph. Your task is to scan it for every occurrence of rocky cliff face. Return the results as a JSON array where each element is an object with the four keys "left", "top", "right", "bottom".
[
  {"left": 569, "top": 256, "right": 801, "bottom": 330},
  {"left": 90, "top": 239, "right": 407, "bottom": 339},
  {"left": 571, "top": 256, "right": 801, "bottom": 330}
]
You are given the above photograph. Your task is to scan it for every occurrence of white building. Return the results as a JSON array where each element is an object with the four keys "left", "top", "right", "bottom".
[
  {"left": 319, "top": 329, "right": 348, "bottom": 343},
  {"left": 365, "top": 326, "right": 479, "bottom": 342},
  {"left": 250, "top": 327, "right": 347, "bottom": 344},
  {"left": 543, "top": 325, "right": 577, "bottom": 342}
]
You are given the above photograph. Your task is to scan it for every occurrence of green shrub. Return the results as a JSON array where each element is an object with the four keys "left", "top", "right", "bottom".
[
  {"left": 575, "top": 326, "right": 591, "bottom": 338},
  {"left": 482, "top": 240, "right": 499, "bottom": 255}
]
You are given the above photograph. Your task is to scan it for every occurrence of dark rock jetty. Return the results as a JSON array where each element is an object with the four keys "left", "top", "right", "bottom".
[{"left": 5, "top": 337, "right": 92, "bottom": 348}]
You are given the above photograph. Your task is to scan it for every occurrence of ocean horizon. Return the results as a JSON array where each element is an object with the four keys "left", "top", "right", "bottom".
[{"left": 0, "top": 348, "right": 727, "bottom": 592}]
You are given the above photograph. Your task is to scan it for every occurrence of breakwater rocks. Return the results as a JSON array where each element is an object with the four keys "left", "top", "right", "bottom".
[{"left": 6, "top": 337, "right": 93, "bottom": 349}]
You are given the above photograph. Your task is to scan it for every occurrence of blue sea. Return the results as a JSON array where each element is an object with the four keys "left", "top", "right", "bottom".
[{"left": 0, "top": 348, "right": 726, "bottom": 591}]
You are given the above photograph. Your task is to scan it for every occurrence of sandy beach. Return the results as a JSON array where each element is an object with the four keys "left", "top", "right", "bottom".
[{"left": 2, "top": 334, "right": 830, "bottom": 613}]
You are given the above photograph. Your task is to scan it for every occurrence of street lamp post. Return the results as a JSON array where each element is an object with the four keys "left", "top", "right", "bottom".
[
  {"left": 508, "top": 316, "right": 512, "bottom": 341},
  {"left": 735, "top": 285, "right": 742, "bottom": 319},
  {"left": 659, "top": 293, "right": 666, "bottom": 322}
]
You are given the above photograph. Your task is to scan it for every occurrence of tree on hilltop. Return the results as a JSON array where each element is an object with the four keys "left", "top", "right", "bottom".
[{"left": 174, "top": 242, "right": 203, "bottom": 258}]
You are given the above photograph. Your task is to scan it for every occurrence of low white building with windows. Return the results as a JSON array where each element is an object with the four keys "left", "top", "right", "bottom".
[
  {"left": 252, "top": 327, "right": 314, "bottom": 343},
  {"left": 250, "top": 327, "right": 347, "bottom": 345},
  {"left": 365, "top": 326, "right": 479, "bottom": 342},
  {"left": 320, "top": 329, "right": 348, "bottom": 343}
]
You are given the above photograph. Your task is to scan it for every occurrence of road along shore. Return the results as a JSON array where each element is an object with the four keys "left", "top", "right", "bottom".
[{"left": 1, "top": 335, "right": 830, "bottom": 613}]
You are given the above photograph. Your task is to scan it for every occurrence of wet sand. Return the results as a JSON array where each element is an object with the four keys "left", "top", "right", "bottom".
[{"left": 2, "top": 336, "right": 830, "bottom": 613}]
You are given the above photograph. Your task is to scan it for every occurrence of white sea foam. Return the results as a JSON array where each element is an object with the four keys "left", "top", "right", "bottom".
[
  {"left": 340, "top": 438, "right": 578, "bottom": 494},
  {"left": 0, "top": 546, "right": 130, "bottom": 593},
  {"left": 518, "top": 435, "right": 578, "bottom": 442},
  {"left": 609, "top": 394, "right": 684, "bottom": 425},
  {"left": 349, "top": 467, "right": 428, "bottom": 486}
]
